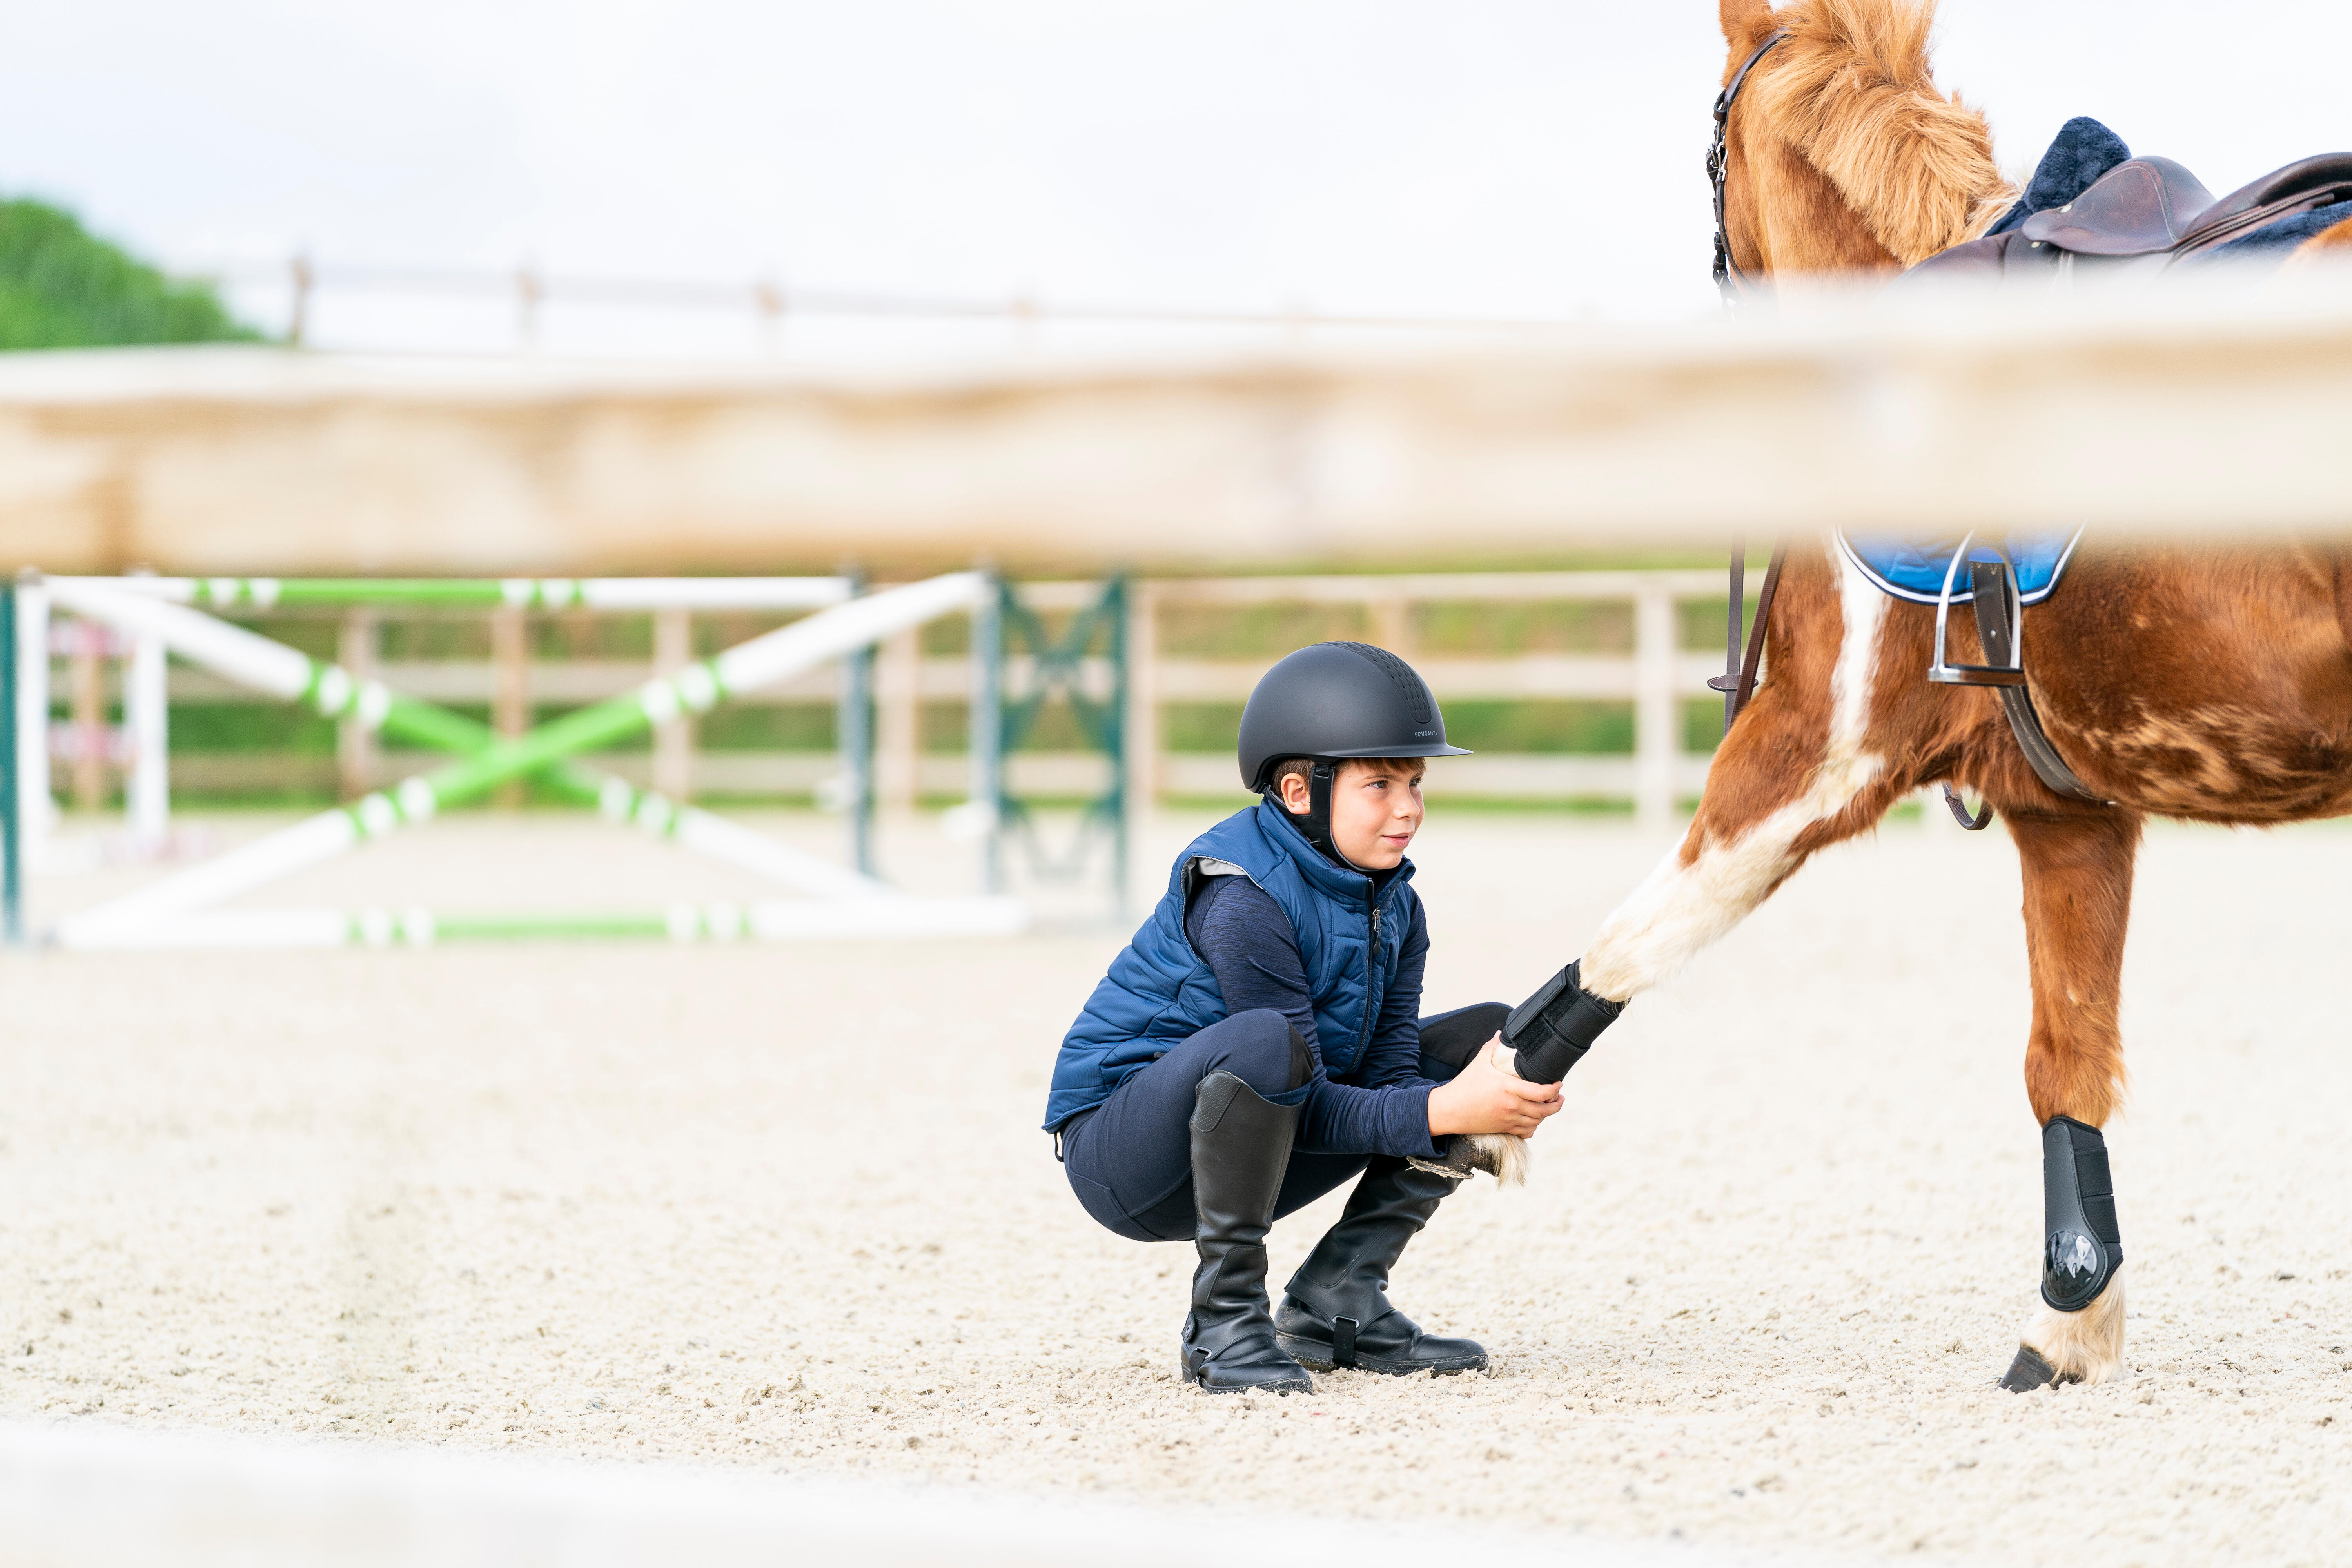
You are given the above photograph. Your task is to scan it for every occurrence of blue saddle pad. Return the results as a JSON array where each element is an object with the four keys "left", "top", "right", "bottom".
[{"left": 1836, "top": 529, "right": 2082, "bottom": 606}]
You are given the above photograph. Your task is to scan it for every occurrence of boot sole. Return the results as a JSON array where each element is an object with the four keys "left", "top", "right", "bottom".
[
  {"left": 1180, "top": 1362, "right": 1313, "bottom": 1395},
  {"left": 1276, "top": 1334, "right": 1487, "bottom": 1377}
]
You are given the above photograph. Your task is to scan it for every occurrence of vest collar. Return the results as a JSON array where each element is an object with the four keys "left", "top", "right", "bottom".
[{"left": 1251, "top": 795, "right": 1413, "bottom": 905}]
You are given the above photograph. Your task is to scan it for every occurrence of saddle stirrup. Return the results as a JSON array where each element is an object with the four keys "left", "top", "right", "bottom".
[
  {"left": 1926, "top": 532, "right": 2109, "bottom": 808},
  {"left": 1927, "top": 531, "right": 2027, "bottom": 689},
  {"left": 1941, "top": 782, "right": 1993, "bottom": 831}
]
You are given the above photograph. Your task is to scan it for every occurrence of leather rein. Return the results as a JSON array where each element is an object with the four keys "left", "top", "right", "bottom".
[
  {"left": 1704, "top": 31, "right": 2075, "bottom": 829},
  {"left": 1704, "top": 32, "right": 1791, "bottom": 733}
]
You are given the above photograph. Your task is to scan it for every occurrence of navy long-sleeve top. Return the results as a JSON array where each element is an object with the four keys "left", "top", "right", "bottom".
[{"left": 1183, "top": 870, "right": 1439, "bottom": 1160}]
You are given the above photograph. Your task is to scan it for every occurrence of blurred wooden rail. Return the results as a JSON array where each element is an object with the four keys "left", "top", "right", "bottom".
[
  {"left": 8, "top": 287, "right": 2352, "bottom": 578},
  {"left": 49, "top": 571, "right": 1736, "bottom": 828}
]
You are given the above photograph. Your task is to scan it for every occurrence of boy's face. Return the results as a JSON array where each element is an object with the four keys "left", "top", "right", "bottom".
[{"left": 1278, "top": 759, "right": 1425, "bottom": 870}]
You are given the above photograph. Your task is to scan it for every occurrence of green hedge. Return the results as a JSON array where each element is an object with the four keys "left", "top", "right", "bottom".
[{"left": 0, "top": 200, "right": 260, "bottom": 350}]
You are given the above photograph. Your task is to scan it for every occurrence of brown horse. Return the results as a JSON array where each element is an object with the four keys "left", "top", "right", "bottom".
[{"left": 1501, "top": 0, "right": 2352, "bottom": 1392}]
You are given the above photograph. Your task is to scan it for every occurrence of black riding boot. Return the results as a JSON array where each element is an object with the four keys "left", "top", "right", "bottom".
[
  {"left": 1181, "top": 1070, "right": 1314, "bottom": 1394},
  {"left": 1273, "top": 1155, "right": 1488, "bottom": 1376}
]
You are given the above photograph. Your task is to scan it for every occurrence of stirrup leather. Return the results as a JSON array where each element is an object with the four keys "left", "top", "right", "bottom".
[{"left": 1927, "top": 532, "right": 2108, "bottom": 807}]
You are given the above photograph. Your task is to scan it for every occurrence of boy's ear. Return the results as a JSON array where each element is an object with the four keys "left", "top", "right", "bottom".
[{"left": 1720, "top": 0, "right": 1776, "bottom": 50}]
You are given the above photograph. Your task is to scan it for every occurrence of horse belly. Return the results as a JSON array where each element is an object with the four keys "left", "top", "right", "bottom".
[{"left": 2039, "top": 553, "right": 2352, "bottom": 822}]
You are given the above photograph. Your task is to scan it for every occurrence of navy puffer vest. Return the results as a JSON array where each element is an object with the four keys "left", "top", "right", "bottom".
[{"left": 1043, "top": 796, "right": 1417, "bottom": 1131}]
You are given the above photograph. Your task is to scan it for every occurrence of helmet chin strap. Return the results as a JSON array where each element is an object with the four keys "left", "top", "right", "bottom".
[{"left": 1294, "top": 761, "right": 1371, "bottom": 873}]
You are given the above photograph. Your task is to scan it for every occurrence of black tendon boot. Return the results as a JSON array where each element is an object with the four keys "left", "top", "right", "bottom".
[
  {"left": 1181, "top": 1071, "right": 1314, "bottom": 1394},
  {"left": 1273, "top": 1156, "right": 1488, "bottom": 1376}
]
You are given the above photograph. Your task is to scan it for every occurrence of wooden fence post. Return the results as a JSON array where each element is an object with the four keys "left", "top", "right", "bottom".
[
  {"left": 491, "top": 605, "right": 529, "bottom": 807},
  {"left": 876, "top": 622, "right": 920, "bottom": 814},
  {"left": 1123, "top": 580, "right": 1160, "bottom": 916},
  {"left": 653, "top": 608, "right": 694, "bottom": 801},
  {"left": 1633, "top": 582, "right": 1677, "bottom": 833},
  {"left": 337, "top": 608, "right": 379, "bottom": 800},
  {"left": 69, "top": 618, "right": 106, "bottom": 813},
  {"left": 969, "top": 579, "right": 1003, "bottom": 894}
]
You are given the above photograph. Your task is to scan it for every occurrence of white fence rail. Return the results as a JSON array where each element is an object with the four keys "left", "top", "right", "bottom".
[
  {"left": 1126, "top": 571, "right": 1722, "bottom": 831},
  {"left": 34, "top": 570, "right": 1738, "bottom": 833}
]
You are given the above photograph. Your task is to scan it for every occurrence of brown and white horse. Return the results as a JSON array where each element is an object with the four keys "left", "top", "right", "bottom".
[{"left": 1492, "top": 0, "right": 2352, "bottom": 1391}]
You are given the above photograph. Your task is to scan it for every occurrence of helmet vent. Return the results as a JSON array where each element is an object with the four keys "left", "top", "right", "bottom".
[{"left": 1335, "top": 641, "right": 1432, "bottom": 725}]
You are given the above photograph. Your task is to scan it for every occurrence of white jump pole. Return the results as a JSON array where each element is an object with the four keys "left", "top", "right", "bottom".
[
  {"left": 43, "top": 578, "right": 937, "bottom": 908},
  {"left": 673, "top": 804, "right": 892, "bottom": 902},
  {"left": 573, "top": 578, "right": 848, "bottom": 611},
  {"left": 54, "top": 573, "right": 991, "bottom": 942},
  {"left": 702, "top": 571, "right": 987, "bottom": 697},
  {"left": 46, "top": 579, "right": 318, "bottom": 703},
  {"left": 592, "top": 778, "right": 897, "bottom": 902}
]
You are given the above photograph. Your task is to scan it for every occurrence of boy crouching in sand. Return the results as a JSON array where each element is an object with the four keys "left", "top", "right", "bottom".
[{"left": 1043, "top": 641, "right": 1562, "bottom": 1393}]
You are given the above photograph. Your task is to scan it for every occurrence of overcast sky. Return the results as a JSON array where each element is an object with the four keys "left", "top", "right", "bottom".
[{"left": 7, "top": 1, "right": 2349, "bottom": 358}]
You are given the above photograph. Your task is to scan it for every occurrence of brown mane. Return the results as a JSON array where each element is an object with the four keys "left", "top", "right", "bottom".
[{"left": 1732, "top": 0, "right": 2014, "bottom": 267}]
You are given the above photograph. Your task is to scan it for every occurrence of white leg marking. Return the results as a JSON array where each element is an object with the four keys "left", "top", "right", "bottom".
[
  {"left": 2018, "top": 1271, "right": 2127, "bottom": 1385},
  {"left": 1471, "top": 1039, "right": 1532, "bottom": 1185},
  {"left": 1406, "top": 1038, "right": 1535, "bottom": 1187},
  {"left": 1461, "top": 1132, "right": 1532, "bottom": 1186},
  {"left": 1579, "top": 551, "right": 1889, "bottom": 1001}
]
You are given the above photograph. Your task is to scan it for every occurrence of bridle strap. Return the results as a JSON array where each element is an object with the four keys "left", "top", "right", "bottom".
[
  {"left": 1709, "top": 30, "right": 1789, "bottom": 302},
  {"left": 1702, "top": 33, "right": 1793, "bottom": 739}
]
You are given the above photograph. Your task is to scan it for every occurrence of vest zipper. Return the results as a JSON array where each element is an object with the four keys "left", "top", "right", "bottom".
[{"left": 1356, "top": 901, "right": 1381, "bottom": 1062}]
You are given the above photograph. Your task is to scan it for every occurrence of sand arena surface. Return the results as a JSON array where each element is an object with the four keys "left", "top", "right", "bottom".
[{"left": 5, "top": 808, "right": 2352, "bottom": 1566}]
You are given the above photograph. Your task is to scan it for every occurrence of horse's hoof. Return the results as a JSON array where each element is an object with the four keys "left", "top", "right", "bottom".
[
  {"left": 1406, "top": 1138, "right": 1484, "bottom": 1180},
  {"left": 1997, "top": 1344, "right": 2074, "bottom": 1392},
  {"left": 1406, "top": 1134, "right": 1530, "bottom": 1185}
]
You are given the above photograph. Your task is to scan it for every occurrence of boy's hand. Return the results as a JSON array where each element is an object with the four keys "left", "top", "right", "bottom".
[{"left": 1427, "top": 1036, "right": 1564, "bottom": 1138}]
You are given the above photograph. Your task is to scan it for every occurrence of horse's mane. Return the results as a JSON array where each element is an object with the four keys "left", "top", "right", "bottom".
[{"left": 1745, "top": 0, "right": 2014, "bottom": 266}]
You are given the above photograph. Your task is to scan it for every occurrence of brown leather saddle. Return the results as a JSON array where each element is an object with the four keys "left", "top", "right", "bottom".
[{"left": 1912, "top": 152, "right": 2352, "bottom": 279}]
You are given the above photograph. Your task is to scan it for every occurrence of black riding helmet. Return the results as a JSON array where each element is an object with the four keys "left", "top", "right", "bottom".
[{"left": 1237, "top": 641, "right": 1470, "bottom": 865}]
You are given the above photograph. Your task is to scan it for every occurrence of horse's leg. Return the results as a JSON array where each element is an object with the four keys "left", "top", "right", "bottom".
[
  {"left": 1579, "top": 550, "right": 1910, "bottom": 1002},
  {"left": 1999, "top": 807, "right": 2142, "bottom": 1390},
  {"left": 1454, "top": 550, "right": 1918, "bottom": 1181}
]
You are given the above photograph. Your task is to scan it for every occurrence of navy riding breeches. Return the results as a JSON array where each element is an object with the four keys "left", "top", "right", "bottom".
[{"left": 1058, "top": 1002, "right": 1507, "bottom": 1243}]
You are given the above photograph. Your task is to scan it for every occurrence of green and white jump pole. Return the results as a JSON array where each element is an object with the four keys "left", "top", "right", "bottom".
[{"left": 45, "top": 572, "right": 1019, "bottom": 950}]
